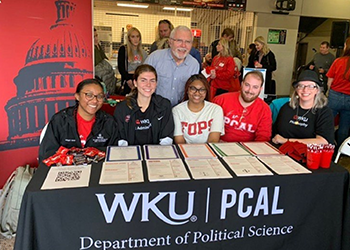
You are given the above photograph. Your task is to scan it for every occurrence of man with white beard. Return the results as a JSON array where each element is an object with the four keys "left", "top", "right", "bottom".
[{"left": 145, "top": 26, "right": 199, "bottom": 107}]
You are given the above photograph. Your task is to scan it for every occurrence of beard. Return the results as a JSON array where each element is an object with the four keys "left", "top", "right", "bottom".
[
  {"left": 172, "top": 48, "right": 189, "bottom": 60},
  {"left": 241, "top": 90, "right": 259, "bottom": 103}
]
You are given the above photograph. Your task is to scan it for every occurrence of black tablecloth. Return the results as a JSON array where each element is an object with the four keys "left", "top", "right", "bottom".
[{"left": 14, "top": 162, "right": 350, "bottom": 250}]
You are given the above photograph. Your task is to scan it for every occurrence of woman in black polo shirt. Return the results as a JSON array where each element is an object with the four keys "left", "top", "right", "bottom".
[{"left": 114, "top": 64, "right": 174, "bottom": 146}]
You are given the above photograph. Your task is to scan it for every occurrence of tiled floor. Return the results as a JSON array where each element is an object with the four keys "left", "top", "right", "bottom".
[
  {"left": 0, "top": 235, "right": 15, "bottom": 250},
  {"left": 1, "top": 155, "right": 350, "bottom": 250}
]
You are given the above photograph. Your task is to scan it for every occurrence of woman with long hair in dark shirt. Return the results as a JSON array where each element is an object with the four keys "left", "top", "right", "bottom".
[{"left": 114, "top": 64, "right": 174, "bottom": 146}]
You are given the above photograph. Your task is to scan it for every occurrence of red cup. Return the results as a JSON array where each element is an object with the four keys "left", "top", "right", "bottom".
[
  {"left": 319, "top": 150, "right": 334, "bottom": 168},
  {"left": 307, "top": 150, "right": 321, "bottom": 170}
]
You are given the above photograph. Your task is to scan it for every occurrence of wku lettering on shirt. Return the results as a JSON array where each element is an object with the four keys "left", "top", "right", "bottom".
[
  {"left": 135, "top": 118, "right": 151, "bottom": 131},
  {"left": 181, "top": 119, "right": 213, "bottom": 135},
  {"left": 224, "top": 114, "right": 255, "bottom": 133}
]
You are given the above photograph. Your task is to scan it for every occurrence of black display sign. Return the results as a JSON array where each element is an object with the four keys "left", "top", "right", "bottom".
[{"left": 14, "top": 163, "right": 350, "bottom": 250}]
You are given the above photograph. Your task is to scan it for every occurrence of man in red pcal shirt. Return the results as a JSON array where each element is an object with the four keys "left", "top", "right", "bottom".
[{"left": 213, "top": 70, "right": 272, "bottom": 142}]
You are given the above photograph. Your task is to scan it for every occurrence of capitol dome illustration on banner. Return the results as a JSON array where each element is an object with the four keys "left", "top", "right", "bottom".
[{"left": 3, "top": 0, "right": 93, "bottom": 150}]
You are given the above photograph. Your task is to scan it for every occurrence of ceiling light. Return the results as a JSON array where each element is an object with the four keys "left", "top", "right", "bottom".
[
  {"left": 163, "top": 7, "right": 193, "bottom": 11},
  {"left": 117, "top": 3, "right": 149, "bottom": 8}
]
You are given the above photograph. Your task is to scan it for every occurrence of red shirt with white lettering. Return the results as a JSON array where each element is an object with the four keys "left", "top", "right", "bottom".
[
  {"left": 213, "top": 92, "right": 272, "bottom": 142},
  {"left": 76, "top": 112, "right": 95, "bottom": 147}
]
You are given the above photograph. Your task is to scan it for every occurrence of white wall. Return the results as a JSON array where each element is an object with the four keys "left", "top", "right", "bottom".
[
  {"left": 301, "top": 19, "right": 342, "bottom": 64},
  {"left": 253, "top": 13, "right": 299, "bottom": 96},
  {"left": 246, "top": 0, "right": 349, "bottom": 95},
  {"left": 94, "top": 9, "right": 191, "bottom": 44},
  {"left": 301, "top": 0, "right": 350, "bottom": 19}
]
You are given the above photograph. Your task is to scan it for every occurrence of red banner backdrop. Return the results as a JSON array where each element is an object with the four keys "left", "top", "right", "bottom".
[{"left": 0, "top": 0, "right": 93, "bottom": 187}]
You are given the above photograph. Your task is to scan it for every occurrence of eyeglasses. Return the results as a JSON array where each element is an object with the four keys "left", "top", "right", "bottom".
[
  {"left": 171, "top": 38, "right": 192, "bottom": 46},
  {"left": 83, "top": 92, "right": 105, "bottom": 101},
  {"left": 296, "top": 84, "right": 318, "bottom": 90},
  {"left": 189, "top": 86, "right": 207, "bottom": 94}
]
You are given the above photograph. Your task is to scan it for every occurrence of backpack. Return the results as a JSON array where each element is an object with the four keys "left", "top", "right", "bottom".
[{"left": 0, "top": 165, "right": 35, "bottom": 238}]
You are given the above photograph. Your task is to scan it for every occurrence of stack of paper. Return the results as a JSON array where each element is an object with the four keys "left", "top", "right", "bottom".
[
  {"left": 241, "top": 142, "right": 281, "bottom": 156},
  {"left": 210, "top": 142, "right": 251, "bottom": 157},
  {"left": 41, "top": 165, "right": 91, "bottom": 190},
  {"left": 102, "top": 146, "right": 144, "bottom": 184},
  {"left": 179, "top": 144, "right": 217, "bottom": 159},
  {"left": 258, "top": 155, "right": 311, "bottom": 175},
  {"left": 146, "top": 159, "right": 190, "bottom": 182},
  {"left": 186, "top": 158, "right": 232, "bottom": 179},
  {"left": 105, "top": 146, "right": 142, "bottom": 161},
  {"left": 99, "top": 161, "right": 144, "bottom": 184},
  {"left": 223, "top": 156, "right": 273, "bottom": 176},
  {"left": 143, "top": 145, "right": 179, "bottom": 160}
]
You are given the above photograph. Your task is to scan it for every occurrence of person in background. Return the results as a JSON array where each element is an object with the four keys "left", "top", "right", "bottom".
[
  {"left": 145, "top": 26, "right": 199, "bottom": 107},
  {"left": 248, "top": 36, "right": 277, "bottom": 96},
  {"left": 94, "top": 28, "right": 117, "bottom": 95},
  {"left": 213, "top": 70, "right": 272, "bottom": 142},
  {"left": 150, "top": 19, "right": 174, "bottom": 53},
  {"left": 190, "top": 38, "right": 202, "bottom": 73},
  {"left": 308, "top": 41, "right": 335, "bottom": 92},
  {"left": 272, "top": 70, "right": 334, "bottom": 145},
  {"left": 114, "top": 64, "right": 174, "bottom": 146},
  {"left": 204, "top": 28, "right": 242, "bottom": 66},
  {"left": 118, "top": 27, "right": 148, "bottom": 96},
  {"left": 205, "top": 38, "right": 240, "bottom": 98},
  {"left": 172, "top": 74, "right": 224, "bottom": 144},
  {"left": 39, "top": 79, "right": 119, "bottom": 161},
  {"left": 327, "top": 37, "right": 350, "bottom": 146},
  {"left": 245, "top": 43, "right": 257, "bottom": 67}
]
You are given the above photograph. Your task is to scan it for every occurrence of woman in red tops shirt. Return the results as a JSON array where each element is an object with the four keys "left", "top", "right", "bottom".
[
  {"left": 205, "top": 38, "right": 240, "bottom": 98},
  {"left": 327, "top": 37, "right": 350, "bottom": 146}
]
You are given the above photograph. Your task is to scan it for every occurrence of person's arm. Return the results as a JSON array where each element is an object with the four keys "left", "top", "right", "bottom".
[
  {"left": 106, "top": 116, "right": 120, "bottom": 146},
  {"left": 159, "top": 99, "right": 174, "bottom": 145},
  {"left": 172, "top": 105, "right": 186, "bottom": 144},
  {"left": 263, "top": 52, "right": 277, "bottom": 72},
  {"left": 215, "top": 57, "right": 235, "bottom": 80},
  {"left": 113, "top": 102, "right": 129, "bottom": 146},
  {"left": 327, "top": 77, "right": 334, "bottom": 91},
  {"left": 255, "top": 106, "right": 273, "bottom": 141},
  {"left": 207, "top": 132, "right": 221, "bottom": 143},
  {"left": 272, "top": 134, "right": 328, "bottom": 145},
  {"left": 142, "top": 50, "right": 148, "bottom": 63},
  {"left": 207, "top": 104, "right": 225, "bottom": 143},
  {"left": 174, "top": 135, "right": 186, "bottom": 144},
  {"left": 117, "top": 46, "right": 130, "bottom": 82}
]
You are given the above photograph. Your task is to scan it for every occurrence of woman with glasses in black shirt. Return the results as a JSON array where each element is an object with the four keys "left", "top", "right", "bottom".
[
  {"left": 39, "top": 79, "right": 119, "bottom": 161},
  {"left": 272, "top": 70, "right": 334, "bottom": 145}
]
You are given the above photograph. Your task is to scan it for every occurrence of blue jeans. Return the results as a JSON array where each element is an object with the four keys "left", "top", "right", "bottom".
[{"left": 328, "top": 89, "right": 350, "bottom": 146}]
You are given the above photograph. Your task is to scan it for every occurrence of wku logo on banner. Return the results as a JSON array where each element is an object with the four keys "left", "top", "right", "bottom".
[
  {"left": 96, "top": 192, "right": 195, "bottom": 226},
  {"left": 96, "top": 187, "right": 284, "bottom": 226}
]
